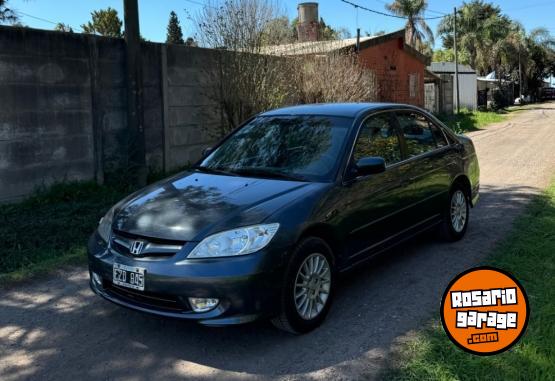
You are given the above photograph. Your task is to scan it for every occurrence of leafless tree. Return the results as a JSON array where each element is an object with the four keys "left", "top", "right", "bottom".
[
  {"left": 287, "top": 49, "right": 377, "bottom": 104},
  {"left": 195, "top": 0, "right": 377, "bottom": 136}
]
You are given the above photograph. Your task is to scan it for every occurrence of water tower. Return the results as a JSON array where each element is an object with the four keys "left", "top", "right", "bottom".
[{"left": 297, "top": 2, "right": 319, "bottom": 42}]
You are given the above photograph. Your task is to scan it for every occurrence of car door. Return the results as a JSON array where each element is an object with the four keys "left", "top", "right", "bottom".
[
  {"left": 338, "top": 111, "right": 412, "bottom": 263},
  {"left": 393, "top": 110, "right": 457, "bottom": 228}
]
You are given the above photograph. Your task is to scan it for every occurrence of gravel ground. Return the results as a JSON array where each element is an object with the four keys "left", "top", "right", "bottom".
[{"left": 1, "top": 103, "right": 555, "bottom": 381}]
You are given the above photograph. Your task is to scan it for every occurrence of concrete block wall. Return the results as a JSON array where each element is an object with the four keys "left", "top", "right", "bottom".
[
  {"left": 164, "top": 45, "right": 221, "bottom": 171},
  {"left": 90, "top": 36, "right": 128, "bottom": 177},
  {"left": 0, "top": 26, "right": 222, "bottom": 201},
  {"left": 0, "top": 27, "right": 95, "bottom": 201},
  {"left": 141, "top": 43, "right": 164, "bottom": 171}
]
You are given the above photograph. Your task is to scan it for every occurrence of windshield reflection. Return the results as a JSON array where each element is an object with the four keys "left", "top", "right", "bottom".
[{"left": 200, "top": 116, "right": 352, "bottom": 182}]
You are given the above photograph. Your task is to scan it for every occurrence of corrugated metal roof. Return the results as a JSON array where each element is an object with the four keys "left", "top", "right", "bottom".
[
  {"left": 259, "top": 36, "right": 377, "bottom": 56},
  {"left": 428, "top": 62, "right": 476, "bottom": 74}
]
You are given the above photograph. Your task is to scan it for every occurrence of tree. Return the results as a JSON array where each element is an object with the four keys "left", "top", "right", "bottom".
[
  {"left": 54, "top": 23, "right": 73, "bottom": 33},
  {"left": 319, "top": 17, "right": 342, "bottom": 41},
  {"left": 81, "top": 7, "right": 123, "bottom": 37},
  {"left": 261, "top": 16, "right": 294, "bottom": 45},
  {"left": 195, "top": 0, "right": 376, "bottom": 135},
  {"left": 335, "top": 27, "right": 351, "bottom": 40},
  {"left": 437, "top": 1, "right": 506, "bottom": 74},
  {"left": 364, "top": 30, "right": 386, "bottom": 37},
  {"left": 437, "top": 0, "right": 555, "bottom": 103},
  {"left": 386, "top": 0, "right": 434, "bottom": 47},
  {"left": 433, "top": 48, "right": 470, "bottom": 65},
  {"left": 195, "top": 0, "right": 291, "bottom": 132},
  {"left": 0, "top": 0, "right": 17, "bottom": 24},
  {"left": 185, "top": 37, "right": 198, "bottom": 47},
  {"left": 522, "top": 28, "right": 555, "bottom": 97},
  {"left": 166, "top": 11, "right": 184, "bottom": 44}
]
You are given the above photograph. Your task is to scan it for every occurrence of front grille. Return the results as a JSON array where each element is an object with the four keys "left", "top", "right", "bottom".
[
  {"left": 110, "top": 230, "right": 184, "bottom": 258},
  {"left": 103, "top": 280, "right": 190, "bottom": 312}
]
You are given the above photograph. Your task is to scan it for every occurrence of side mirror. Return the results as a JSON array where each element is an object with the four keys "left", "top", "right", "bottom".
[
  {"left": 355, "top": 157, "right": 386, "bottom": 176},
  {"left": 202, "top": 147, "right": 213, "bottom": 157}
]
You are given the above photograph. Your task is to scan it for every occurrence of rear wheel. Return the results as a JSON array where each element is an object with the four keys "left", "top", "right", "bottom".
[
  {"left": 439, "top": 184, "right": 469, "bottom": 241},
  {"left": 271, "top": 237, "right": 335, "bottom": 334}
]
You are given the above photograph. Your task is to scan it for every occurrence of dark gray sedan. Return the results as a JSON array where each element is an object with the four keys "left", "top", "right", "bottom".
[{"left": 88, "top": 103, "right": 479, "bottom": 333}]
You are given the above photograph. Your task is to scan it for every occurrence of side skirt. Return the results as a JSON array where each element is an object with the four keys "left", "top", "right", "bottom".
[{"left": 339, "top": 215, "right": 442, "bottom": 273}]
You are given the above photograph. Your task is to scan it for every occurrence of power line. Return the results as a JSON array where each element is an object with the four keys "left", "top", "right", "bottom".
[
  {"left": 368, "top": 0, "right": 447, "bottom": 16},
  {"left": 183, "top": 0, "right": 218, "bottom": 9},
  {"left": 504, "top": 1, "right": 555, "bottom": 12},
  {"left": 17, "top": 11, "right": 82, "bottom": 32},
  {"left": 340, "top": 0, "right": 446, "bottom": 21}
]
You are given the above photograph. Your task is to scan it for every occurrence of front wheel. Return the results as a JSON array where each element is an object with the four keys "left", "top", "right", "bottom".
[
  {"left": 271, "top": 237, "right": 335, "bottom": 334},
  {"left": 439, "top": 185, "right": 470, "bottom": 241}
]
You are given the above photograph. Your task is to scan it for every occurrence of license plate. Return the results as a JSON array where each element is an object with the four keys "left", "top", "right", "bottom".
[{"left": 113, "top": 263, "right": 145, "bottom": 291}]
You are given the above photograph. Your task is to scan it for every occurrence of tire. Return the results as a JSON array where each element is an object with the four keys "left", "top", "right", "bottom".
[
  {"left": 439, "top": 183, "right": 470, "bottom": 241},
  {"left": 271, "top": 237, "right": 335, "bottom": 334}
]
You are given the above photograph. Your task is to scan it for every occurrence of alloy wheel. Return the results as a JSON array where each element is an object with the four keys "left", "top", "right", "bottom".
[
  {"left": 294, "top": 253, "right": 332, "bottom": 320},
  {"left": 450, "top": 190, "right": 467, "bottom": 233}
]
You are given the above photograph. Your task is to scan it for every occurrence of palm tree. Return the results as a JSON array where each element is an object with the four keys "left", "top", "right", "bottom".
[
  {"left": 437, "top": 0, "right": 503, "bottom": 74},
  {"left": 523, "top": 28, "right": 555, "bottom": 96},
  {"left": 0, "top": 0, "right": 17, "bottom": 24},
  {"left": 386, "top": 0, "right": 434, "bottom": 48}
]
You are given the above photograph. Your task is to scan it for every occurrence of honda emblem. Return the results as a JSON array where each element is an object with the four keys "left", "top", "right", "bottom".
[{"left": 130, "top": 240, "right": 146, "bottom": 256}]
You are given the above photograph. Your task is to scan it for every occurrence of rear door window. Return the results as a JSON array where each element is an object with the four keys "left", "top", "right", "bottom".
[
  {"left": 396, "top": 111, "right": 437, "bottom": 158},
  {"left": 353, "top": 113, "right": 402, "bottom": 166},
  {"left": 430, "top": 123, "right": 448, "bottom": 147}
]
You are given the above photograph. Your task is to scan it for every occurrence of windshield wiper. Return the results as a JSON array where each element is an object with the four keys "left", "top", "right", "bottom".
[
  {"left": 192, "top": 165, "right": 238, "bottom": 177},
  {"left": 231, "top": 168, "right": 308, "bottom": 182}
]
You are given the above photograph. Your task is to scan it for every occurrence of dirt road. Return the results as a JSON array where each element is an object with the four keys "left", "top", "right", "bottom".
[{"left": 2, "top": 103, "right": 555, "bottom": 381}]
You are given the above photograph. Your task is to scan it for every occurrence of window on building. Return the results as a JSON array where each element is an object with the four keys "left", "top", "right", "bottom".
[{"left": 409, "top": 73, "right": 418, "bottom": 98}]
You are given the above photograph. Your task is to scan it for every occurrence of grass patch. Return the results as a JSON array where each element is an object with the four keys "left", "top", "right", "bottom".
[
  {"left": 388, "top": 180, "right": 555, "bottom": 380},
  {"left": 0, "top": 182, "right": 127, "bottom": 285},
  {"left": 437, "top": 109, "right": 506, "bottom": 133}
]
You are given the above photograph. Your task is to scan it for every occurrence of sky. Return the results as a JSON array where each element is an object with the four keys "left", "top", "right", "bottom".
[{"left": 8, "top": 0, "right": 555, "bottom": 49}]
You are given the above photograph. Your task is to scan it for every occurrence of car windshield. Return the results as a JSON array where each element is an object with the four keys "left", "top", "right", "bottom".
[{"left": 198, "top": 115, "right": 352, "bottom": 182}]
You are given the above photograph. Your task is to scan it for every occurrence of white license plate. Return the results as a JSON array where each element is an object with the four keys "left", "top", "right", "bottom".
[{"left": 113, "top": 263, "right": 145, "bottom": 291}]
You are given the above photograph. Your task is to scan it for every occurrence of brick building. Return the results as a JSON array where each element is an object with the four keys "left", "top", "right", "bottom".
[
  {"left": 262, "top": 29, "right": 429, "bottom": 107},
  {"left": 263, "top": 3, "right": 430, "bottom": 107},
  {"left": 357, "top": 30, "right": 430, "bottom": 107}
]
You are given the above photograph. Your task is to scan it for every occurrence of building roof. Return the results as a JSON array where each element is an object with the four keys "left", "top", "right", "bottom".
[
  {"left": 260, "top": 102, "right": 420, "bottom": 118},
  {"left": 259, "top": 29, "right": 429, "bottom": 64},
  {"left": 425, "top": 69, "right": 441, "bottom": 82},
  {"left": 259, "top": 36, "right": 378, "bottom": 56},
  {"left": 428, "top": 62, "right": 476, "bottom": 74}
]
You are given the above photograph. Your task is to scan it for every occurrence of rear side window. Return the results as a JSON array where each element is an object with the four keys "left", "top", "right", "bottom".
[
  {"left": 430, "top": 123, "right": 448, "bottom": 147},
  {"left": 354, "top": 113, "right": 402, "bottom": 165},
  {"left": 396, "top": 111, "right": 436, "bottom": 157}
]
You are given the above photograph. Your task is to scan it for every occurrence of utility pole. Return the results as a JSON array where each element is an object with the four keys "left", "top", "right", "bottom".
[
  {"left": 124, "top": 0, "right": 146, "bottom": 186},
  {"left": 453, "top": 7, "right": 460, "bottom": 114},
  {"left": 518, "top": 49, "right": 522, "bottom": 98}
]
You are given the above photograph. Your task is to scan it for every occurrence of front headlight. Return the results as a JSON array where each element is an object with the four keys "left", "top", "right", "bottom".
[
  {"left": 187, "top": 223, "right": 280, "bottom": 259},
  {"left": 97, "top": 207, "right": 116, "bottom": 242}
]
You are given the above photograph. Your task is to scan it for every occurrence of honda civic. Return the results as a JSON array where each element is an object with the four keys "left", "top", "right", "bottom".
[{"left": 88, "top": 103, "right": 480, "bottom": 334}]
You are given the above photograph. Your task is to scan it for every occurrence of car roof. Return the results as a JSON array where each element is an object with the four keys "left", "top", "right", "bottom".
[{"left": 259, "top": 103, "right": 420, "bottom": 118}]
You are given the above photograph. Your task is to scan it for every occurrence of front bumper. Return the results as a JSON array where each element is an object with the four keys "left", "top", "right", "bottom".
[{"left": 87, "top": 233, "right": 285, "bottom": 326}]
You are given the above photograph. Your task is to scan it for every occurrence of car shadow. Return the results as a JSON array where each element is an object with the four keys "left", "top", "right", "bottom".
[{"left": 0, "top": 184, "right": 543, "bottom": 380}]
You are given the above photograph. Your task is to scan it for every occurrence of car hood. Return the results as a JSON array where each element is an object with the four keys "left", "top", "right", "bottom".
[{"left": 112, "top": 171, "right": 316, "bottom": 242}]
